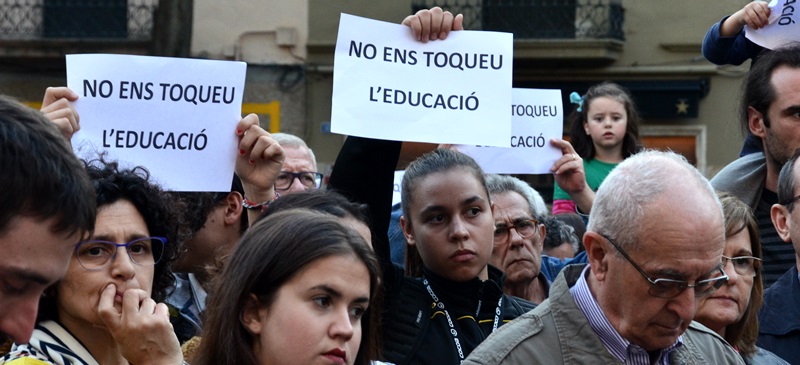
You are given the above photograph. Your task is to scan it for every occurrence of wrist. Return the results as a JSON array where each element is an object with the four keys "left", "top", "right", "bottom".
[{"left": 242, "top": 192, "right": 280, "bottom": 213}]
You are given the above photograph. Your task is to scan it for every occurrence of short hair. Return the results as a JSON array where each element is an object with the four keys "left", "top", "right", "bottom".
[
  {"left": 273, "top": 132, "right": 317, "bottom": 170},
  {"left": 401, "top": 148, "right": 489, "bottom": 228},
  {"left": 588, "top": 150, "right": 721, "bottom": 251},
  {"left": 542, "top": 215, "right": 580, "bottom": 253},
  {"left": 0, "top": 95, "right": 95, "bottom": 238},
  {"left": 777, "top": 148, "right": 800, "bottom": 212},
  {"left": 485, "top": 174, "right": 547, "bottom": 218},
  {"left": 568, "top": 82, "right": 642, "bottom": 160},
  {"left": 195, "top": 209, "right": 380, "bottom": 365},
  {"left": 740, "top": 43, "right": 800, "bottom": 150},
  {"left": 715, "top": 192, "right": 762, "bottom": 358},
  {"left": 84, "top": 158, "right": 187, "bottom": 302},
  {"left": 259, "top": 189, "right": 371, "bottom": 228},
  {"left": 173, "top": 174, "right": 248, "bottom": 236}
]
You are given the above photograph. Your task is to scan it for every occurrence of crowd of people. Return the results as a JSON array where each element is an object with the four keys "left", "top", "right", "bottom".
[{"left": 0, "top": 3, "right": 798, "bottom": 365}]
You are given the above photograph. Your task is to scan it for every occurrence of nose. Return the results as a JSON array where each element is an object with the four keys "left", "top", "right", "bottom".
[
  {"left": 110, "top": 247, "right": 137, "bottom": 280},
  {"left": 0, "top": 294, "right": 39, "bottom": 344},
  {"left": 508, "top": 228, "right": 524, "bottom": 249},
  {"left": 667, "top": 286, "right": 697, "bottom": 323},
  {"left": 723, "top": 261, "right": 740, "bottom": 286},
  {"left": 286, "top": 176, "right": 306, "bottom": 194},
  {"left": 448, "top": 216, "right": 470, "bottom": 242},
  {"left": 329, "top": 307, "right": 355, "bottom": 340}
]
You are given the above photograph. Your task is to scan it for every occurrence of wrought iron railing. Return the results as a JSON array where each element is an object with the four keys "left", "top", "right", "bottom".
[
  {"left": 412, "top": 0, "right": 624, "bottom": 40},
  {"left": 0, "top": 0, "right": 158, "bottom": 40}
]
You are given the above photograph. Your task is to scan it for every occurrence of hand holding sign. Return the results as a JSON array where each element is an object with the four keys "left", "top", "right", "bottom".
[
  {"left": 236, "top": 114, "right": 284, "bottom": 223},
  {"left": 41, "top": 86, "right": 81, "bottom": 143},
  {"left": 402, "top": 7, "right": 464, "bottom": 42},
  {"left": 745, "top": 0, "right": 799, "bottom": 50}
]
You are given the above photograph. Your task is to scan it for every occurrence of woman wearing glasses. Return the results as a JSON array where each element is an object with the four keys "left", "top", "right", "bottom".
[
  {"left": 694, "top": 193, "right": 788, "bottom": 365},
  {"left": 1, "top": 159, "right": 185, "bottom": 365}
]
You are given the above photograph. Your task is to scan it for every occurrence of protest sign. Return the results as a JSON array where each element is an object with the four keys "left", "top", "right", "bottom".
[
  {"left": 67, "top": 54, "right": 246, "bottom": 191},
  {"left": 392, "top": 170, "right": 405, "bottom": 206},
  {"left": 746, "top": 0, "right": 800, "bottom": 50},
  {"left": 455, "top": 88, "right": 563, "bottom": 174},
  {"left": 331, "top": 13, "right": 513, "bottom": 147}
]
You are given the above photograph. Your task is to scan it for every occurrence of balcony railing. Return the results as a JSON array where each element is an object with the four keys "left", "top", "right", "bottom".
[
  {"left": 0, "top": 0, "right": 158, "bottom": 40},
  {"left": 412, "top": 0, "right": 624, "bottom": 41}
]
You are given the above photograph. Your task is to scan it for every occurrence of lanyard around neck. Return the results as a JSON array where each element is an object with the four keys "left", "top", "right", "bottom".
[{"left": 423, "top": 277, "right": 503, "bottom": 363}]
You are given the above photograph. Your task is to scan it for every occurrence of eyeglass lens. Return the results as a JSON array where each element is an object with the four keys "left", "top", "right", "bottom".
[{"left": 75, "top": 237, "right": 164, "bottom": 270}]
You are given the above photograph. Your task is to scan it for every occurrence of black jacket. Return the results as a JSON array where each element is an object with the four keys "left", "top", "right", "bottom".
[{"left": 328, "top": 136, "right": 534, "bottom": 365}]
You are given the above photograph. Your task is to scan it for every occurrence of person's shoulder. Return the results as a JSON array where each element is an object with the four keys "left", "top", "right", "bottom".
[
  {"left": 463, "top": 304, "right": 557, "bottom": 365},
  {"left": 0, "top": 344, "right": 56, "bottom": 365},
  {"left": 711, "top": 153, "right": 766, "bottom": 183},
  {"left": 683, "top": 321, "right": 745, "bottom": 364},
  {"left": 746, "top": 346, "right": 791, "bottom": 365}
]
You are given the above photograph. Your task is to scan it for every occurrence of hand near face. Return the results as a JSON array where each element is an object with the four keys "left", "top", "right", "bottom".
[
  {"left": 550, "top": 138, "right": 595, "bottom": 213},
  {"left": 41, "top": 87, "right": 80, "bottom": 143},
  {"left": 402, "top": 6, "right": 464, "bottom": 42},
  {"left": 235, "top": 114, "right": 285, "bottom": 204},
  {"left": 97, "top": 284, "right": 183, "bottom": 365}
]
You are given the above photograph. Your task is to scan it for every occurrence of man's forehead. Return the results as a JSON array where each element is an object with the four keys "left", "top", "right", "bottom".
[{"left": 283, "top": 146, "right": 316, "bottom": 171}]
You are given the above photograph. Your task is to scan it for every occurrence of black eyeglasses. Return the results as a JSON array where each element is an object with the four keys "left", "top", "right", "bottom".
[
  {"left": 74, "top": 237, "right": 166, "bottom": 271},
  {"left": 601, "top": 234, "right": 728, "bottom": 299},
  {"left": 275, "top": 171, "right": 323, "bottom": 191},
  {"left": 494, "top": 219, "right": 539, "bottom": 244}
]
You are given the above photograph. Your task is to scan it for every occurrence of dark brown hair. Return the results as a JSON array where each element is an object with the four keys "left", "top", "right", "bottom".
[
  {"left": 716, "top": 192, "right": 762, "bottom": 357},
  {"left": 568, "top": 82, "right": 642, "bottom": 160},
  {"left": 195, "top": 209, "right": 381, "bottom": 365}
]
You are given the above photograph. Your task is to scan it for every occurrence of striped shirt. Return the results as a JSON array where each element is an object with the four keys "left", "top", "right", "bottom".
[{"left": 569, "top": 265, "right": 683, "bottom": 365}]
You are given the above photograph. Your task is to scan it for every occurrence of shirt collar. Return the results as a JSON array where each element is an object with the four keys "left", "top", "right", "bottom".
[{"left": 569, "top": 265, "right": 683, "bottom": 364}]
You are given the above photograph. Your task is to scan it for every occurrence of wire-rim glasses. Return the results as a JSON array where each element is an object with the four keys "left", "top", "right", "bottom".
[
  {"left": 74, "top": 237, "right": 166, "bottom": 271},
  {"left": 493, "top": 219, "right": 539, "bottom": 244},
  {"left": 721, "top": 255, "right": 761, "bottom": 277},
  {"left": 275, "top": 171, "right": 323, "bottom": 191},
  {"left": 600, "top": 234, "right": 728, "bottom": 299}
]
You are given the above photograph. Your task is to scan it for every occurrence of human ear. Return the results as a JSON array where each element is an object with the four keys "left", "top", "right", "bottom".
[
  {"left": 224, "top": 192, "right": 244, "bottom": 226},
  {"left": 400, "top": 215, "right": 415, "bottom": 247},
  {"left": 241, "top": 294, "right": 266, "bottom": 335},
  {"left": 584, "top": 232, "right": 610, "bottom": 281},
  {"left": 771, "top": 203, "right": 793, "bottom": 243},
  {"left": 748, "top": 106, "right": 766, "bottom": 138}
]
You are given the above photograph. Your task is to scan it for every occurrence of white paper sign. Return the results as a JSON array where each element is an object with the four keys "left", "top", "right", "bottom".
[
  {"left": 455, "top": 88, "right": 563, "bottom": 174},
  {"left": 331, "top": 13, "right": 513, "bottom": 147},
  {"left": 392, "top": 170, "right": 406, "bottom": 206},
  {"left": 745, "top": 0, "right": 800, "bottom": 50},
  {"left": 67, "top": 54, "right": 247, "bottom": 192}
]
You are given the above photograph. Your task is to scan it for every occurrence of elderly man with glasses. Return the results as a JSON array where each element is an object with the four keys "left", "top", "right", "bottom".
[
  {"left": 272, "top": 132, "right": 323, "bottom": 194},
  {"left": 464, "top": 150, "right": 744, "bottom": 364},
  {"left": 762, "top": 148, "right": 800, "bottom": 364}
]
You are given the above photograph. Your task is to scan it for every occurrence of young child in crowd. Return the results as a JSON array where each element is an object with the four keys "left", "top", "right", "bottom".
[{"left": 552, "top": 82, "right": 642, "bottom": 215}]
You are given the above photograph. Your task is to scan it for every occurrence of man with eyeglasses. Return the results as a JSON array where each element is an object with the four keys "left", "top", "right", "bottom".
[
  {"left": 761, "top": 148, "right": 800, "bottom": 364},
  {"left": 711, "top": 44, "right": 800, "bottom": 287},
  {"left": 464, "top": 150, "right": 743, "bottom": 364},
  {"left": 272, "top": 132, "right": 324, "bottom": 194},
  {"left": 485, "top": 174, "right": 564, "bottom": 304}
]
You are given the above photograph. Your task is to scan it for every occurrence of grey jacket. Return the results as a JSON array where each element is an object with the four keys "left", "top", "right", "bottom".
[
  {"left": 710, "top": 152, "right": 767, "bottom": 209},
  {"left": 463, "top": 264, "right": 745, "bottom": 365}
]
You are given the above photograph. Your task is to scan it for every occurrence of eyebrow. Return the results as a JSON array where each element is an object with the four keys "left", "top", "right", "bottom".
[
  {"left": 88, "top": 233, "right": 149, "bottom": 242},
  {"left": 495, "top": 216, "right": 533, "bottom": 226},
  {"left": 4, "top": 267, "right": 52, "bottom": 286},
  {"left": 782, "top": 105, "right": 800, "bottom": 116},
  {"left": 311, "top": 284, "right": 370, "bottom": 304},
  {"left": 417, "top": 195, "right": 486, "bottom": 218}
]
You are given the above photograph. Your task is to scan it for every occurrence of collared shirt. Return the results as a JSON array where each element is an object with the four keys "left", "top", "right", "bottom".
[{"left": 569, "top": 265, "right": 683, "bottom": 365}]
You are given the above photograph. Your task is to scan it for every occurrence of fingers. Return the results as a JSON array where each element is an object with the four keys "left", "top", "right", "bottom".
[
  {"left": 237, "top": 115, "right": 284, "bottom": 165},
  {"left": 97, "top": 283, "right": 120, "bottom": 326},
  {"left": 403, "top": 7, "right": 462, "bottom": 42},
  {"left": 743, "top": 1, "right": 770, "bottom": 29},
  {"left": 42, "top": 86, "right": 78, "bottom": 108},
  {"left": 549, "top": 139, "right": 582, "bottom": 174}
]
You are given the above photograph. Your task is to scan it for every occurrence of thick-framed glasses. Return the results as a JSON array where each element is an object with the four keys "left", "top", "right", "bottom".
[
  {"left": 722, "top": 255, "right": 761, "bottom": 277},
  {"left": 600, "top": 234, "right": 728, "bottom": 299},
  {"left": 74, "top": 237, "right": 166, "bottom": 271},
  {"left": 494, "top": 219, "right": 539, "bottom": 244},
  {"left": 275, "top": 171, "right": 323, "bottom": 191}
]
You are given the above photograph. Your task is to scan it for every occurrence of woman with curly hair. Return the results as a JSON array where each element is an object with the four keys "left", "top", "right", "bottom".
[{"left": 1, "top": 158, "right": 188, "bottom": 365}]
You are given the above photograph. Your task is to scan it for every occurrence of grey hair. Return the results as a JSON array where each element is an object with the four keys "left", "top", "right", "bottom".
[
  {"left": 484, "top": 174, "right": 547, "bottom": 218},
  {"left": 777, "top": 148, "right": 800, "bottom": 211},
  {"left": 273, "top": 132, "right": 317, "bottom": 170},
  {"left": 587, "top": 149, "right": 722, "bottom": 251}
]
